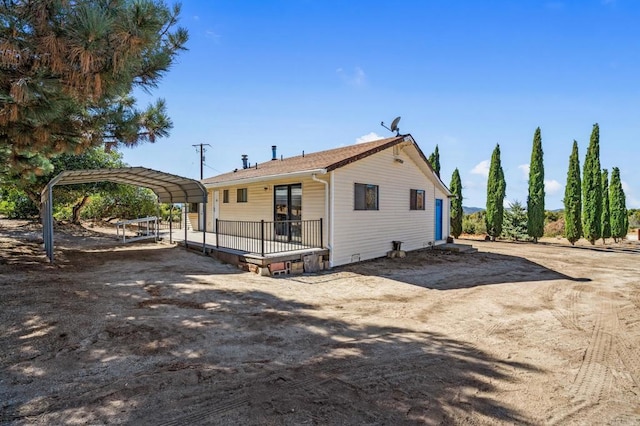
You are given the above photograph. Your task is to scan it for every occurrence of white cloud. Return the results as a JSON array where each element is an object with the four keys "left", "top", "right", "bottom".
[
  {"left": 471, "top": 160, "right": 490, "bottom": 177},
  {"left": 622, "top": 181, "right": 640, "bottom": 208},
  {"left": 337, "top": 67, "right": 367, "bottom": 87},
  {"left": 545, "top": 179, "right": 563, "bottom": 195},
  {"left": 355, "top": 132, "right": 383, "bottom": 144},
  {"left": 518, "top": 164, "right": 530, "bottom": 179}
]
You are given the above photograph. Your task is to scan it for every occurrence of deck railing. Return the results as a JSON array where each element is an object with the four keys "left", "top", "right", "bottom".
[{"left": 215, "top": 219, "right": 323, "bottom": 256}]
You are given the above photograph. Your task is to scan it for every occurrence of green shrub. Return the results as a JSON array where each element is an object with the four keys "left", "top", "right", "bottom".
[
  {"left": 158, "top": 203, "right": 182, "bottom": 222},
  {"left": 463, "top": 211, "right": 486, "bottom": 235},
  {"left": 545, "top": 210, "right": 562, "bottom": 224},
  {"left": 0, "top": 187, "right": 38, "bottom": 219},
  {"left": 81, "top": 186, "right": 157, "bottom": 220}
]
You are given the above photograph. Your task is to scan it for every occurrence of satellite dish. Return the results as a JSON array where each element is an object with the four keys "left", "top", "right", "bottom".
[
  {"left": 380, "top": 116, "right": 402, "bottom": 136},
  {"left": 390, "top": 116, "right": 401, "bottom": 135}
]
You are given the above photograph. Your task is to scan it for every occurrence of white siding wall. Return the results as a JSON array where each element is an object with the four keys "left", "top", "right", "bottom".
[
  {"left": 331, "top": 146, "right": 447, "bottom": 266},
  {"left": 205, "top": 176, "right": 327, "bottom": 243}
]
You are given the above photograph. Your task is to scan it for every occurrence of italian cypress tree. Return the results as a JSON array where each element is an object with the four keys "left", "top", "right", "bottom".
[
  {"left": 582, "top": 124, "right": 602, "bottom": 244},
  {"left": 527, "top": 127, "right": 545, "bottom": 242},
  {"left": 485, "top": 144, "right": 506, "bottom": 240},
  {"left": 609, "top": 167, "right": 628, "bottom": 242},
  {"left": 601, "top": 169, "right": 611, "bottom": 243},
  {"left": 428, "top": 145, "right": 441, "bottom": 177},
  {"left": 449, "top": 168, "right": 463, "bottom": 238},
  {"left": 564, "top": 141, "right": 582, "bottom": 245}
]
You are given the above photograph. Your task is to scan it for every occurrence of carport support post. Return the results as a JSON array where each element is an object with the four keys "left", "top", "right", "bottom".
[
  {"left": 169, "top": 204, "right": 173, "bottom": 244},
  {"left": 155, "top": 200, "right": 160, "bottom": 241},
  {"left": 46, "top": 184, "right": 54, "bottom": 262},
  {"left": 184, "top": 202, "right": 188, "bottom": 250},
  {"left": 202, "top": 197, "right": 207, "bottom": 254}
]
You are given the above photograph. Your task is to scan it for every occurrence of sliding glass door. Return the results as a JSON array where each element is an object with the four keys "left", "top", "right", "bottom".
[{"left": 274, "top": 184, "right": 302, "bottom": 242}]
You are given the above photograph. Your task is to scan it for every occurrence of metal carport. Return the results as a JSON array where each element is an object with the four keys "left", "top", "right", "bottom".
[{"left": 41, "top": 167, "right": 208, "bottom": 263}]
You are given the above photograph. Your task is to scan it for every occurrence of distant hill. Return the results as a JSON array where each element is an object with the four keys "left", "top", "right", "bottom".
[{"left": 463, "top": 206, "right": 484, "bottom": 215}]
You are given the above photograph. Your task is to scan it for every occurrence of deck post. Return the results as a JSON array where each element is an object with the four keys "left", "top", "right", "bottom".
[
  {"left": 320, "top": 218, "right": 323, "bottom": 248},
  {"left": 215, "top": 219, "right": 219, "bottom": 249},
  {"left": 260, "top": 220, "right": 265, "bottom": 257}
]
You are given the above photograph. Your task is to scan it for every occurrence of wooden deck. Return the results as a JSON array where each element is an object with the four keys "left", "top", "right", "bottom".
[{"left": 161, "top": 229, "right": 330, "bottom": 273}]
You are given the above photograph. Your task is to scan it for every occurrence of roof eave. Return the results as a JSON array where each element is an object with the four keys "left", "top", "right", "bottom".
[
  {"left": 203, "top": 168, "right": 328, "bottom": 188},
  {"left": 325, "top": 135, "right": 407, "bottom": 172}
]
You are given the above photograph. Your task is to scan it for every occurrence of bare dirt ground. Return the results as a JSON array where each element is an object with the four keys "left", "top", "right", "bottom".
[{"left": 1, "top": 219, "right": 639, "bottom": 425}]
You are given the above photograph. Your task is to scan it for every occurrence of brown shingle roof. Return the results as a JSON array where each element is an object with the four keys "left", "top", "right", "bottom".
[{"left": 202, "top": 136, "right": 408, "bottom": 185}]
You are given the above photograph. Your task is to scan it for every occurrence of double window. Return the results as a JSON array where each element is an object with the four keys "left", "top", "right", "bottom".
[
  {"left": 237, "top": 188, "right": 248, "bottom": 203},
  {"left": 354, "top": 183, "right": 378, "bottom": 210},
  {"left": 410, "top": 189, "right": 425, "bottom": 210}
]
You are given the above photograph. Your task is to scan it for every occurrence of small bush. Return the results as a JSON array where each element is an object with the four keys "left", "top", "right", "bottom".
[
  {"left": 0, "top": 187, "right": 38, "bottom": 219},
  {"left": 629, "top": 209, "right": 640, "bottom": 229},
  {"left": 544, "top": 217, "right": 565, "bottom": 237},
  {"left": 462, "top": 211, "right": 486, "bottom": 235},
  {"left": 545, "top": 210, "right": 563, "bottom": 224}
]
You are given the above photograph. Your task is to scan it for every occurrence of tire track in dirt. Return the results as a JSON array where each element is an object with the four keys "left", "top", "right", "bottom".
[
  {"left": 543, "top": 283, "right": 584, "bottom": 331},
  {"left": 547, "top": 300, "right": 619, "bottom": 425},
  {"left": 631, "top": 289, "right": 640, "bottom": 310},
  {"left": 482, "top": 320, "right": 508, "bottom": 336},
  {"left": 615, "top": 334, "right": 640, "bottom": 389},
  {"left": 569, "top": 313, "right": 613, "bottom": 401}
]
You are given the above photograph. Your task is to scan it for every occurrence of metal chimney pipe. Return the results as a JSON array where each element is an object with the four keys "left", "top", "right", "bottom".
[
  {"left": 241, "top": 154, "right": 248, "bottom": 169},
  {"left": 271, "top": 145, "right": 277, "bottom": 161}
]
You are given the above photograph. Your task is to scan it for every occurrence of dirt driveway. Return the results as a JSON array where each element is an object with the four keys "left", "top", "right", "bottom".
[{"left": 1, "top": 220, "right": 639, "bottom": 425}]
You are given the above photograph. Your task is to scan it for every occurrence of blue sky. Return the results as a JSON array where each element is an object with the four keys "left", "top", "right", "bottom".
[{"left": 124, "top": 0, "right": 640, "bottom": 209}]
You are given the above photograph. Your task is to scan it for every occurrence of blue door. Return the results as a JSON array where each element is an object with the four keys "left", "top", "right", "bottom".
[{"left": 435, "top": 199, "right": 443, "bottom": 240}]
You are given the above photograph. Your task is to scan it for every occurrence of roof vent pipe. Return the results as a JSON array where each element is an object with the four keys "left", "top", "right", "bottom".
[
  {"left": 241, "top": 155, "right": 248, "bottom": 169},
  {"left": 271, "top": 145, "right": 277, "bottom": 161}
]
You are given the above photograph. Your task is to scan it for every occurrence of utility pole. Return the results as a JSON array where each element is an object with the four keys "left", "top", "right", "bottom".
[{"left": 192, "top": 143, "right": 211, "bottom": 180}]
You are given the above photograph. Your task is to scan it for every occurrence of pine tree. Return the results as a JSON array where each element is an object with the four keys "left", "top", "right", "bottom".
[
  {"left": 449, "top": 168, "right": 463, "bottom": 238},
  {"left": 582, "top": 124, "right": 602, "bottom": 244},
  {"left": 503, "top": 201, "right": 529, "bottom": 241},
  {"left": 609, "top": 167, "right": 628, "bottom": 242},
  {"left": 485, "top": 144, "right": 506, "bottom": 240},
  {"left": 0, "top": 1, "right": 187, "bottom": 181},
  {"left": 564, "top": 141, "right": 582, "bottom": 245},
  {"left": 428, "top": 145, "right": 441, "bottom": 177},
  {"left": 601, "top": 169, "right": 611, "bottom": 243},
  {"left": 527, "top": 127, "right": 545, "bottom": 242}
]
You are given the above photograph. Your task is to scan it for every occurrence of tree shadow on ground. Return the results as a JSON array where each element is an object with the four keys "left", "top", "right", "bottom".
[
  {"left": 339, "top": 248, "right": 590, "bottom": 290},
  {"left": 1, "top": 227, "right": 541, "bottom": 425}
]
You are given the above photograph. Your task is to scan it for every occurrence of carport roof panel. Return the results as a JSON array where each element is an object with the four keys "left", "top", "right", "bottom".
[{"left": 47, "top": 167, "right": 206, "bottom": 203}]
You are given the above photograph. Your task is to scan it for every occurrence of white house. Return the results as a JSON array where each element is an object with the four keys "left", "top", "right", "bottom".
[{"left": 200, "top": 135, "right": 452, "bottom": 267}]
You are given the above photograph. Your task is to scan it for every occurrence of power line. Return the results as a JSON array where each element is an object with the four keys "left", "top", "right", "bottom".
[
  {"left": 203, "top": 162, "right": 223, "bottom": 174},
  {"left": 192, "top": 143, "right": 211, "bottom": 180}
]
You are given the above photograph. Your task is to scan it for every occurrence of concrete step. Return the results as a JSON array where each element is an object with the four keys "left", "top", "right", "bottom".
[{"left": 434, "top": 243, "right": 478, "bottom": 254}]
